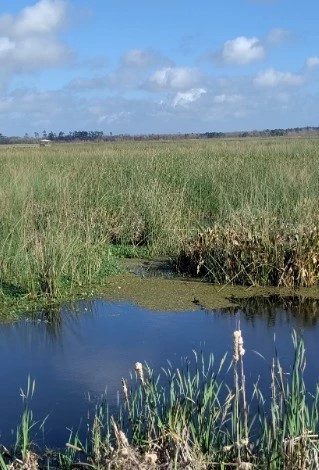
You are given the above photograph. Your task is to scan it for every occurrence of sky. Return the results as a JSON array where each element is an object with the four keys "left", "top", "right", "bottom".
[{"left": 0, "top": 0, "right": 319, "bottom": 136}]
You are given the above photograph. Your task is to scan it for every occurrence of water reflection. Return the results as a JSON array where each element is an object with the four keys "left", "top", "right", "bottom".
[
  {"left": 228, "top": 295, "right": 319, "bottom": 326},
  {"left": 0, "top": 295, "right": 319, "bottom": 449}
]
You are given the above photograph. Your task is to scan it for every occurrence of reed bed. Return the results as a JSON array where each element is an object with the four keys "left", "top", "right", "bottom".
[
  {"left": 2, "top": 331, "right": 319, "bottom": 469},
  {"left": 177, "top": 223, "right": 319, "bottom": 287},
  {"left": 1, "top": 137, "right": 319, "bottom": 299}
]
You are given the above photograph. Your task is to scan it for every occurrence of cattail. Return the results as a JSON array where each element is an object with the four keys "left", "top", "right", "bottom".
[
  {"left": 121, "top": 378, "right": 128, "bottom": 401},
  {"left": 118, "top": 430, "right": 129, "bottom": 447},
  {"left": 134, "top": 362, "right": 145, "bottom": 386},
  {"left": 111, "top": 416, "right": 129, "bottom": 448},
  {"left": 233, "top": 329, "right": 245, "bottom": 362},
  {"left": 238, "top": 332, "right": 245, "bottom": 357},
  {"left": 121, "top": 377, "right": 130, "bottom": 413},
  {"left": 233, "top": 330, "right": 239, "bottom": 362}
]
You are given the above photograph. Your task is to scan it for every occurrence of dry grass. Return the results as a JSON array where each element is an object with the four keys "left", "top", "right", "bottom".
[{"left": 177, "top": 223, "right": 319, "bottom": 286}]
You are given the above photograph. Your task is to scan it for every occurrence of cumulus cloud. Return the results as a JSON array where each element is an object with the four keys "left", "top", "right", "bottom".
[
  {"left": 305, "top": 56, "right": 319, "bottom": 68},
  {"left": 218, "top": 36, "right": 264, "bottom": 64},
  {"left": 172, "top": 88, "right": 206, "bottom": 107},
  {"left": 149, "top": 67, "right": 201, "bottom": 90},
  {"left": 68, "top": 48, "right": 173, "bottom": 91},
  {"left": 0, "top": 0, "right": 66, "bottom": 37},
  {"left": 0, "top": 0, "right": 69, "bottom": 75},
  {"left": 11, "top": 37, "right": 68, "bottom": 68},
  {"left": 254, "top": 68, "right": 304, "bottom": 87}
]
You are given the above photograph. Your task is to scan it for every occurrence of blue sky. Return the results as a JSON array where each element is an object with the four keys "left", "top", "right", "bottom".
[{"left": 1, "top": 0, "right": 319, "bottom": 136}]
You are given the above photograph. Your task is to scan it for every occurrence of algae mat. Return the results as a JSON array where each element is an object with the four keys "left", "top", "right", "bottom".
[{"left": 101, "top": 272, "right": 319, "bottom": 311}]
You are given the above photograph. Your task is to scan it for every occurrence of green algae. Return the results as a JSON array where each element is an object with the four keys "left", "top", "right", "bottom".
[{"left": 99, "top": 271, "right": 319, "bottom": 311}]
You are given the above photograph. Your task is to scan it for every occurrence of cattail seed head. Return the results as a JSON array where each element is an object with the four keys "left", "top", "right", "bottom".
[
  {"left": 134, "top": 362, "right": 145, "bottom": 385},
  {"left": 233, "top": 330, "right": 240, "bottom": 362},
  {"left": 118, "top": 430, "right": 129, "bottom": 447},
  {"left": 233, "top": 329, "right": 245, "bottom": 362},
  {"left": 121, "top": 378, "right": 128, "bottom": 395},
  {"left": 121, "top": 377, "right": 129, "bottom": 404}
]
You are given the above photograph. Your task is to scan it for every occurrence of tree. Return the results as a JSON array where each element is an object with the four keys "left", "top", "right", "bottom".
[{"left": 48, "top": 131, "right": 56, "bottom": 140}]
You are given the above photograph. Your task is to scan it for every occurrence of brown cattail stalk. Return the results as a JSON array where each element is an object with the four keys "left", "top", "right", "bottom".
[{"left": 233, "top": 328, "right": 249, "bottom": 464}]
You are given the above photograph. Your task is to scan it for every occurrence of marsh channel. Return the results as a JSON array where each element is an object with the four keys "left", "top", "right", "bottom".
[{"left": 1, "top": 259, "right": 319, "bottom": 450}]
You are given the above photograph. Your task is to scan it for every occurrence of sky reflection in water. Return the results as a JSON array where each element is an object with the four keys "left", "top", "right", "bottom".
[{"left": 0, "top": 296, "right": 319, "bottom": 448}]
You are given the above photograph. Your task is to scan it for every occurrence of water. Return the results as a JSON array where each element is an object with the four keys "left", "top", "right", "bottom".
[{"left": 1, "top": 296, "right": 319, "bottom": 448}]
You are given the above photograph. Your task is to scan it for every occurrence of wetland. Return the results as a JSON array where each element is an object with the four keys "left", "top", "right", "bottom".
[
  {"left": 1, "top": 279, "right": 319, "bottom": 467},
  {"left": 2, "top": 138, "right": 319, "bottom": 467}
]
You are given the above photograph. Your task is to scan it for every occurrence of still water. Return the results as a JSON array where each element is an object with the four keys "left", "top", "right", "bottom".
[{"left": 1, "top": 296, "right": 319, "bottom": 448}]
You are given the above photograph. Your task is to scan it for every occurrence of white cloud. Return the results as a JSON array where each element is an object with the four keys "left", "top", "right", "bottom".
[
  {"left": 149, "top": 67, "right": 201, "bottom": 90},
  {"left": 219, "top": 36, "right": 264, "bottom": 64},
  {"left": 68, "top": 48, "right": 173, "bottom": 91},
  {"left": 0, "top": 37, "right": 15, "bottom": 58},
  {"left": 1, "top": 78, "right": 318, "bottom": 137},
  {"left": 172, "top": 88, "right": 206, "bottom": 107},
  {"left": 0, "top": 0, "right": 69, "bottom": 75},
  {"left": 0, "top": 0, "right": 66, "bottom": 37},
  {"left": 306, "top": 56, "right": 319, "bottom": 68},
  {"left": 254, "top": 68, "right": 304, "bottom": 87},
  {"left": 11, "top": 37, "right": 69, "bottom": 68},
  {"left": 13, "top": 0, "right": 66, "bottom": 37},
  {"left": 265, "top": 28, "right": 290, "bottom": 45}
]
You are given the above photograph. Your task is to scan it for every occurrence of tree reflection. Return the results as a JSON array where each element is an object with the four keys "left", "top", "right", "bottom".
[{"left": 225, "top": 295, "right": 319, "bottom": 327}]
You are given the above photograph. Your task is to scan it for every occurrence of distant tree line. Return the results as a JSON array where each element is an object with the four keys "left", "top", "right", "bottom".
[{"left": 1, "top": 126, "right": 319, "bottom": 145}]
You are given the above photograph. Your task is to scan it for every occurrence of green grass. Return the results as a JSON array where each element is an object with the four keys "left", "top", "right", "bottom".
[
  {"left": 1, "top": 137, "right": 319, "bottom": 302},
  {"left": 3, "top": 331, "right": 319, "bottom": 469}
]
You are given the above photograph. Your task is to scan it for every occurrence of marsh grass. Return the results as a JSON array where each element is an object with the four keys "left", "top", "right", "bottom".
[
  {"left": 3, "top": 331, "right": 319, "bottom": 469},
  {"left": 1, "top": 137, "right": 319, "bottom": 300},
  {"left": 15, "top": 377, "right": 36, "bottom": 462}
]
